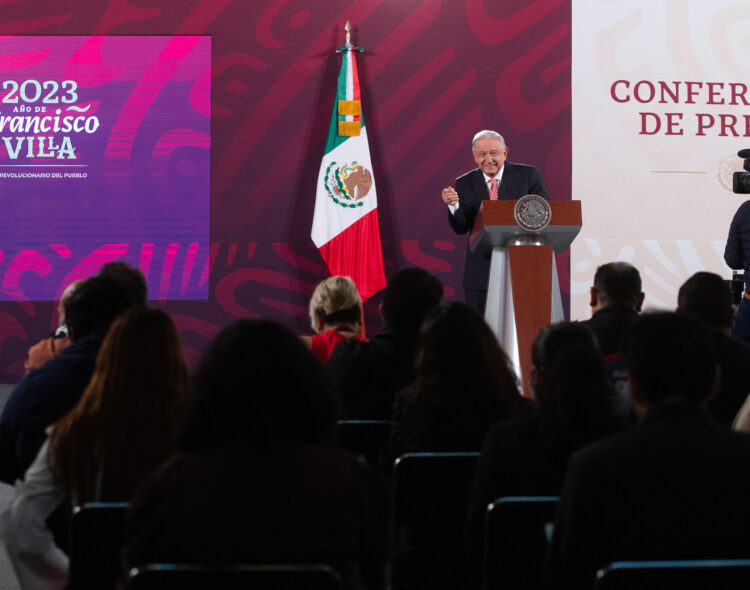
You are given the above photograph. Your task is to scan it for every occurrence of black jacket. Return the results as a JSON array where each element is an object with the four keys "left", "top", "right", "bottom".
[
  {"left": 725, "top": 199, "right": 750, "bottom": 291},
  {"left": 546, "top": 401, "right": 750, "bottom": 589},
  {"left": 0, "top": 333, "right": 103, "bottom": 483}
]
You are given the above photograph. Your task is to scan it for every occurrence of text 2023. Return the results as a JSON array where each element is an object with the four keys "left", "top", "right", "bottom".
[{"left": 2, "top": 80, "right": 78, "bottom": 104}]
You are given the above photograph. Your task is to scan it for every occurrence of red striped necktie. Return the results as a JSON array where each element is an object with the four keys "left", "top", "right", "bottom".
[{"left": 489, "top": 178, "right": 498, "bottom": 200}]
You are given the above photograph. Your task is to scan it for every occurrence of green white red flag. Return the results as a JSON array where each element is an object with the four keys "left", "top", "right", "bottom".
[{"left": 311, "top": 36, "right": 386, "bottom": 301}]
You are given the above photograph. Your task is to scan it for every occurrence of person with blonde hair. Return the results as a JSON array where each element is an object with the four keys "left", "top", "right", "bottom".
[{"left": 301, "top": 275, "right": 366, "bottom": 362}]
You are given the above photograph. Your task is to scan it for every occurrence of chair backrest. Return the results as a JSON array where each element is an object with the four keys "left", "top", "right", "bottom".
[
  {"left": 483, "top": 496, "right": 559, "bottom": 590},
  {"left": 68, "top": 502, "right": 129, "bottom": 590},
  {"left": 390, "top": 452, "right": 480, "bottom": 588},
  {"left": 126, "top": 563, "right": 344, "bottom": 590},
  {"left": 335, "top": 420, "right": 392, "bottom": 467},
  {"left": 392, "top": 451, "right": 480, "bottom": 538},
  {"left": 594, "top": 559, "right": 750, "bottom": 590}
]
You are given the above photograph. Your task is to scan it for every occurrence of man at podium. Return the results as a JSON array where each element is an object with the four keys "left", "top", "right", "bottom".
[{"left": 441, "top": 130, "right": 550, "bottom": 313}]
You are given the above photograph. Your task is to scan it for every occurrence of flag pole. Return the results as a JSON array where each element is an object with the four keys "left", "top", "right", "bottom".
[{"left": 312, "top": 20, "right": 386, "bottom": 302}]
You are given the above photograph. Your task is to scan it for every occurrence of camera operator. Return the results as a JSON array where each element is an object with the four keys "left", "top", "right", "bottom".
[{"left": 724, "top": 149, "right": 750, "bottom": 344}]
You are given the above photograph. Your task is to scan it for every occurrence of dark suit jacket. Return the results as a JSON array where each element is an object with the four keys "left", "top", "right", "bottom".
[
  {"left": 448, "top": 164, "right": 550, "bottom": 290},
  {"left": 545, "top": 401, "right": 750, "bottom": 589},
  {"left": 582, "top": 305, "right": 639, "bottom": 357},
  {"left": 0, "top": 333, "right": 103, "bottom": 483}
]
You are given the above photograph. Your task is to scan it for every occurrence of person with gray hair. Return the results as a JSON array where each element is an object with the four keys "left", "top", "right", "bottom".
[
  {"left": 440, "top": 129, "right": 550, "bottom": 313},
  {"left": 23, "top": 279, "right": 85, "bottom": 373},
  {"left": 301, "top": 275, "right": 366, "bottom": 362}
]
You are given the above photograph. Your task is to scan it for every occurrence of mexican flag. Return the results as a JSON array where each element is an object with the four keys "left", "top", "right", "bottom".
[{"left": 311, "top": 41, "right": 386, "bottom": 301}]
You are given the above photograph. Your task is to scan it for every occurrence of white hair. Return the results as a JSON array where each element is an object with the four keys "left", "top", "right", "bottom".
[
  {"left": 309, "top": 275, "right": 362, "bottom": 333},
  {"left": 472, "top": 130, "right": 506, "bottom": 150}
]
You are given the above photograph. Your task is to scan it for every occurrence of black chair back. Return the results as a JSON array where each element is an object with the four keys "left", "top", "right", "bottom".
[
  {"left": 391, "top": 452, "right": 480, "bottom": 589},
  {"left": 126, "top": 563, "right": 344, "bottom": 590},
  {"left": 69, "top": 502, "right": 129, "bottom": 590},
  {"left": 595, "top": 559, "right": 750, "bottom": 590},
  {"left": 483, "top": 495, "right": 559, "bottom": 590},
  {"left": 335, "top": 419, "right": 392, "bottom": 467}
]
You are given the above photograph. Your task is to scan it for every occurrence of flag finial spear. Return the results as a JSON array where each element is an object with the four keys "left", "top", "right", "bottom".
[{"left": 337, "top": 21, "right": 361, "bottom": 53}]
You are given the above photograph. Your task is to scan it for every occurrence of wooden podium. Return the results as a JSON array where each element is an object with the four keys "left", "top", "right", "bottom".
[{"left": 470, "top": 198, "right": 582, "bottom": 397}]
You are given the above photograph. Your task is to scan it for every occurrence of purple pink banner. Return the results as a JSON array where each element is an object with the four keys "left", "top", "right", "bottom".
[{"left": 0, "top": 36, "right": 211, "bottom": 301}]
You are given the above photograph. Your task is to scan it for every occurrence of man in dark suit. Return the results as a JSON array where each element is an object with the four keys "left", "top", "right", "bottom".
[
  {"left": 545, "top": 312, "right": 750, "bottom": 589},
  {"left": 441, "top": 130, "right": 550, "bottom": 313}
]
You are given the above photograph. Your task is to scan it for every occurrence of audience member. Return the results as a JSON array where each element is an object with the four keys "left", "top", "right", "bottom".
[
  {"left": 724, "top": 199, "right": 750, "bottom": 344},
  {"left": 124, "top": 320, "right": 390, "bottom": 590},
  {"left": 301, "top": 275, "right": 366, "bottom": 362},
  {"left": 677, "top": 271, "right": 750, "bottom": 425},
  {"left": 24, "top": 280, "right": 83, "bottom": 373},
  {"left": 0, "top": 274, "right": 141, "bottom": 484},
  {"left": 468, "top": 322, "right": 618, "bottom": 547},
  {"left": 583, "top": 261, "right": 644, "bottom": 417},
  {"left": 96, "top": 261, "right": 148, "bottom": 305},
  {"left": 0, "top": 307, "right": 188, "bottom": 590},
  {"left": 584, "top": 262, "right": 644, "bottom": 354},
  {"left": 545, "top": 312, "right": 750, "bottom": 589},
  {"left": 328, "top": 267, "right": 443, "bottom": 419},
  {"left": 381, "top": 303, "right": 530, "bottom": 468}
]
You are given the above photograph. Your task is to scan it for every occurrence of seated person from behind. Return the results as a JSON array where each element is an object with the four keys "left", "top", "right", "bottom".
[
  {"left": 327, "top": 267, "right": 443, "bottom": 419},
  {"left": 381, "top": 302, "right": 531, "bottom": 469},
  {"left": 301, "top": 275, "right": 366, "bottom": 363},
  {"left": 24, "top": 280, "right": 83, "bottom": 373},
  {"left": 124, "top": 320, "right": 390, "bottom": 590},
  {"left": 0, "top": 307, "right": 188, "bottom": 590},
  {"left": 468, "top": 321, "right": 620, "bottom": 545},
  {"left": 545, "top": 312, "right": 750, "bottom": 589},
  {"left": 676, "top": 271, "right": 750, "bottom": 426},
  {"left": 582, "top": 261, "right": 644, "bottom": 418},
  {"left": 0, "top": 274, "right": 140, "bottom": 484},
  {"left": 95, "top": 260, "right": 148, "bottom": 305}
]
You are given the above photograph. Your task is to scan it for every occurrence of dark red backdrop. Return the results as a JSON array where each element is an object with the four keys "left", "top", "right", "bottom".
[{"left": 0, "top": 0, "right": 571, "bottom": 380}]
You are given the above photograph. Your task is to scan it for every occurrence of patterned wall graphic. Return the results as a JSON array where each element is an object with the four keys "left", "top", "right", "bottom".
[{"left": 0, "top": 0, "right": 571, "bottom": 381}]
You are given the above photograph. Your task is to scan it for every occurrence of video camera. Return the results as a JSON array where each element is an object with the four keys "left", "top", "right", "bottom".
[{"left": 734, "top": 149, "right": 750, "bottom": 193}]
